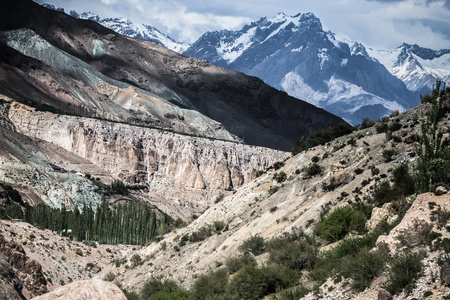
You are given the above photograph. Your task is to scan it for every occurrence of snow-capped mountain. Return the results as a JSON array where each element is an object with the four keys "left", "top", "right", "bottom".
[
  {"left": 42, "top": 4, "right": 189, "bottom": 53},
  {"left": 184, "top": 12, "right": 419, "bottom": 125},
  {"left": 368, "top": 43, "right": 450, "bottom": 93}
]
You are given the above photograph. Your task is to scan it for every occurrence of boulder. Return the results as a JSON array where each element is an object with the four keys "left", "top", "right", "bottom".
[
  {"left": 435, "top": 186, "right": 448, "bottom": 196},
  {"left": 31, "top": 278, "right": 127, "bottom": 300},
  {"left": 378, "top": 288, "right": 392, "bottom": 300}
]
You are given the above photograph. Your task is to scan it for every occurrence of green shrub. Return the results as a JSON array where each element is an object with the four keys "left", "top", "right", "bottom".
[
  {"left": 328, "top": 233, "right": 379, "bottom": 259},
  {"left": 130, "top": 254, "right": 143, "bottom": 268},
  {"left": 238, "top": 235, "right": 265, "bottom": 255},
  {"left": 389, "top": 122, "right": 402, "bottom": 132},
  {"left": 141, "top": 279, "right": 191, "bottom": 300},
  {"left": 361, "top": 118, "right": 375, "bottom": 129},
  {"left": 190, "top": 225, "right": 213, "bottom": 242},
  {"left": 226, "top": 253, "right": 257, "bottom": 274},
  {"left": 268, "top": 186, "right": 279, "bottom": 196},
  {"left": 340, "top": 248, "right": 385, "bottom": 291},
  {"left": 271, "top": 161, "right": 285, "bottom": 170},
  {"left": 376, "top": 123, "right": 389, "bottom": 133},
  {"left": 384, "top": 251, "right": 424, "bottom": 295},
  {"left": 231, "top": 265, "right": 298, "bottom": 300},
  {"left": 191, "top": 269, "right": 233, "bottom": 300},
  {"left": 213, "top": 220, "right": 226, "bottom": 232},
  {"left": 215, "top": 193, "right": 225, "bottom": 204},
  {"left": 273, "top": 284, "right": 310, "bottom": 300},
  {"left": 372, "top": 181, "right": 399, "bottom": 207},
  {"left": 382, "top": 149, "right": 396, "bottom": 162},
  {"left": 273, "top": 171, "right": 287, "bottom": 183},
  {"left": 269, "top": 237, "right": 318, "bottom": 270},
  {"left": 302, "top": 163, "right": 322, "bottom": 177},
  {"left": 318, "top": 206, "right": 367, "bottom": 242}
]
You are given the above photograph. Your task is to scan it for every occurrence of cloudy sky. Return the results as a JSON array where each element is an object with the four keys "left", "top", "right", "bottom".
[{"left": 35, "top": 0, "right": 450, "bottom": 50}]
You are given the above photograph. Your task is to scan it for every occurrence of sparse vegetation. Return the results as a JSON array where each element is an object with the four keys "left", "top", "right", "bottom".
[
  {"left": 317, "top": 206, "right": 367, "bottom": 242},
  {"left": 292, "top": 123, "right": 355, "bottom": 155},
  {"left": 238, "top": 235, "right": 265, "bottom": 255},
  {"left": 302, "top": 163, "right": 323, "bottom": 177},
  {"left": 384, "top": 251, "right": 424, "bottom": 295}
]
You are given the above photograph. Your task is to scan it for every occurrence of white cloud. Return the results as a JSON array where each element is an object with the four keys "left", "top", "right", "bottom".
[
  {"left": 100, "top": 0, "right": 117, "bottom": 4},
  {"left": 35, "top": 0, "right": 450, "bottom": 49}
]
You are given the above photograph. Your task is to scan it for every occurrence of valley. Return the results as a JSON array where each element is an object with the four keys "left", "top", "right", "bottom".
[{"left": 0, "top": 0, "right": 450, "bottom": 299}]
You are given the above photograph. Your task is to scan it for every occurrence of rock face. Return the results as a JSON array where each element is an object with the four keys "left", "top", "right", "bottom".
[
  {"left": 31, "top": 278, "right": 127, "bottom": 300},
  {"left": 0, "top": 254, "right": 25, "bottom": 300},
  {"left": 0, "top": 233, "right": 47, "bottom": 297},
  {"left": 2, "top": 100, "right": 288, "bottom": 215}
]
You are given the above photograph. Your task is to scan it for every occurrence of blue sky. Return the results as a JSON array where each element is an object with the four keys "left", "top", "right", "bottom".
[{"left": 35, "top": 0, "right": 450, "bottom": 50}]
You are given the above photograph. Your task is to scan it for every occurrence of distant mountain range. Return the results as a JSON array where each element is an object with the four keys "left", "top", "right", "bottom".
[
  {"left": 183, "top": 12, "right": 425, "bottom": 125},
  {"left": 41, "top": 5, "right": 450, "bottom": 125},
  {"left": 42, "top": 4, "right": 189, "bottom": 53},
  {"left": 368, "top": 43, "right": 450, "bottom": 94}
]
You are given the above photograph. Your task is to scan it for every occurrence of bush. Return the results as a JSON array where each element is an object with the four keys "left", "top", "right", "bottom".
[
  {"left": 273, "top": 171, "right": 287, "bottom": 183},
  {"left": 130, "top": 254, "right": 143, "bottom": 268},
  {"left": 268, "top": 186, "right": 279, "bottom": 196},
  {"left": 292, "top": 139, "right": 309, "bottom": 156},
  {"left": 372, "top": 181, "right": 398, "bottom": 207},
  {"left": 190, "top": 225, "right": 213, "bottom": 242},
  {"left": 389, "top": 122, "right": 402, "bottom": 132},
  {"left": 384, "top": 251, "right": 424, "bottom": 295},
  {"left": 191, "top": 269, "right": 233, "bottom": 300},
  {"left": 231, "top": 265, "right": 299, "bottom": 300},
  {"left": 269, "top": 237, "right": 318, "bottom": 270},
  {"left": 302, "top": 163, "right": 322, "bottom": 177},
  {"left": 141, "top": 279, "right": 191, "bottom": 300},
  {"left": 361, "top": 118, "right": 375, "bottom": 129},
  {"left": 213, "top": 220, "right": 226, "bottom": 232},
  {"left": 215, "top": 193, "right": 225, "bottom": 204},
  {"left": 318, "top": 206, "right": 367, "bottom": 242},
  {"left": 103, "top": 272, "right": 116, "bottom": 281},
  {"left": 271, "top": 161, "right": 285, "bottom": 170},
  {"left": 238, "top": 235, "right": 265, "bottom": 256},
  {"left": 226, "top": 253, "right": 257, "bottom": 274},
  {"left": 382, "top": 149, "right": 396, "bottom": 162},
  {"left": 274, "top": 284, "right": 310, "bottom": 300},
  {"left": 376, "top": 123, "right": 389, "bottom": 133},
  {"left": 340, "top": 248, "right": 385, "bottom": 291}
]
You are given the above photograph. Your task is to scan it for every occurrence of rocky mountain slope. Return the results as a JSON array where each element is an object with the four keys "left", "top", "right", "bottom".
[
  {"left": 0, "top": 219, "right": 132, "bottom": 299},
  {"left": 368, "top": 43, "right": 450, "bottom": 94},
  {"left": 42, "top": 4, "right": 189, "bottom": 53},
  {"left": 98, "top": 101, "right": 450, "bottom": 299},
  {"left": 184, "top": 12, "right": 419, "bottom": 125}
]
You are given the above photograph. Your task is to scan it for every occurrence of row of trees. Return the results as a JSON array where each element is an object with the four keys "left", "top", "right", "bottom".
[{"left": 5, "top": 201, "right": 162, "bottom": 245}]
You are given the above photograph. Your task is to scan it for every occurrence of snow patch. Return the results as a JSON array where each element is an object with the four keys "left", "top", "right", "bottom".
[
  {"left": 92, "top": 40, "right": 107, "bottom": 58},
  {"left": 218, "top": 27, "right": 257, "bottom": 63}
]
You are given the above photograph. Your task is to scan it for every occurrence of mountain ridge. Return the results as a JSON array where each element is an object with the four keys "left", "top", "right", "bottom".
[
  {"left": 183, "top": 12, "right": 421, "bottom": 125},
  {"left": 42, "top": 3, "right": 189, "bottom": 53}
]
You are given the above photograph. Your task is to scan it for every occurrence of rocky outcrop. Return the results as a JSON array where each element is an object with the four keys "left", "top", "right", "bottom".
[
  {"left": 0, "top": 254, "right": 25, "bottom": 300},
  {"left": 0, "top": 98, "right": 288, "bottom": 217},
  {"left": 7, "top": 102, "right": 288, "bottom": 188},
  {"left": 31, "top": 278, "right": 127, "bottom": 300},
  {"left": 0, "top": 234, "right": 47, "bottom": 297}
]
